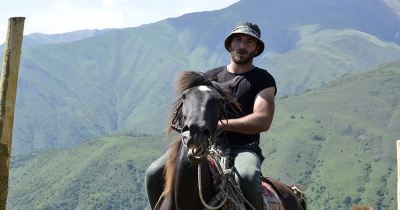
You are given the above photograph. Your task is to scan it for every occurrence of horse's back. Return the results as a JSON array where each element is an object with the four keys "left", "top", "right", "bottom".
[{"left": 261, "top": 176, "right": 306, "bottom": 210}]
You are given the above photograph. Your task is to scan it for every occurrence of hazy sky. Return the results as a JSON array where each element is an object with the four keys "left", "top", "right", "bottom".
[{"left": 0, "top": 0, "right": 239, "bottom": 42}]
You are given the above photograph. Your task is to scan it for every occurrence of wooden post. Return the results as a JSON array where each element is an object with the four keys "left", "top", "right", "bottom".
[
  {"left": 398, "top": 140, "right": 400, "bottom": 210},
  {"left": 0, "top": 17, "right": 25, "bottom": 210}
]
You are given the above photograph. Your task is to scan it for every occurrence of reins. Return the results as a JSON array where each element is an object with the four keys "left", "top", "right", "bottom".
[{"left": 198, "top": 147, "right": 256, "bottom": 210}]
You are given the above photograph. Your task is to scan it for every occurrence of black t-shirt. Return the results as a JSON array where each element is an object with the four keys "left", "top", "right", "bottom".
[{"left": 205, "top": 66, "right": 277, "bottom": 146}]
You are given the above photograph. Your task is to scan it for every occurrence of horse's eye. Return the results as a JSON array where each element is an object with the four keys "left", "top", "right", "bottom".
[{"left": 182, "top": 94, "right": 186, "bottom": 99}]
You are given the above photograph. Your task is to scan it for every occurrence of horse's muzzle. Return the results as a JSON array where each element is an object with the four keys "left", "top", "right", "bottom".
[
  {"left": 181, "top": 124, "right": 211, "bottom": 165},
  {"left": 187, "top": 143, "right": 209, "bottom": 165}
]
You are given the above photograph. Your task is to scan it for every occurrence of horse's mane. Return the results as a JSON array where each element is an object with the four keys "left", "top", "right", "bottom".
[
  {"left": 163, "top": 71, "right": 240, "bottom": 196},
  {"left": 163, "top": 136, "right": 181, "bottom": 196}
]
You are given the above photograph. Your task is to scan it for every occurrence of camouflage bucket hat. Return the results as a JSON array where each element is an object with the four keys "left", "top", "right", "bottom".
[{"left": 224, "top": 22, "right": 265, "bottom": 57}]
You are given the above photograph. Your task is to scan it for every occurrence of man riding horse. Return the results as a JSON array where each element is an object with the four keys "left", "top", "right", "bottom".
[{"left": 146, "top": 21, "right": 276, "bottom": 210}]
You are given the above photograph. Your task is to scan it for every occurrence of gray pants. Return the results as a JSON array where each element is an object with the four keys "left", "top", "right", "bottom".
[{"left": 145, "top": 145, "right": 264, "bottom": 210}]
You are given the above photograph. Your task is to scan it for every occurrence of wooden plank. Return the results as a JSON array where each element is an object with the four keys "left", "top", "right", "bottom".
[
  {"left": 398, "top": 140, "right": 400, "bottom": 210},
  {"left": 0, "top": 17, "right": 25, "bottom": 210}
]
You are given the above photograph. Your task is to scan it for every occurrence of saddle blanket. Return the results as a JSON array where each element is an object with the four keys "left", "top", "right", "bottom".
[
  {"left": 261, "top": 181, "right": 284, "bottom": 210},
  {"left": 207, "top": 156, "right": 284, "bottom": 210}
]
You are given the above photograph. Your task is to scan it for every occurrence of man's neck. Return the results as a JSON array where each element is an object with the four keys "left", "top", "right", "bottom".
[{"left": 227, "top": 62, "right": 255, "bottom": 74}]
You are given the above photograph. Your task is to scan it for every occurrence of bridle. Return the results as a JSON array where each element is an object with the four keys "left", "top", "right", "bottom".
[{"left": 169, "top": 98, "right": 230, "bottom": 151}]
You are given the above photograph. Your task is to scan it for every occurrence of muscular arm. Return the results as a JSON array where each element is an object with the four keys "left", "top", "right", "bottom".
[{"left": 218, "top": 87, "right": 275, "bottom": 134}]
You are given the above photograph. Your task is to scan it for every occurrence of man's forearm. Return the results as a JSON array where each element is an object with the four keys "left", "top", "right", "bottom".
[{"left": 221, "top": 112, "right": 273, "bottom": 134}]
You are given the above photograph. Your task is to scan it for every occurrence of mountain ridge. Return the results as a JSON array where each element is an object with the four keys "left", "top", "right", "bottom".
[
  {"left": 0, "top": 28, "right": 118, "bottom": 49},
  {"left": 4, "top": 0, "right": 400, "bottom": 155}
]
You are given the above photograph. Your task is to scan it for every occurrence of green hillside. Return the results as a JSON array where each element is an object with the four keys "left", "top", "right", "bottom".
[
  {"left": 7, "top": 60, "right": 400, "bottom": 210},
  {"left": 8, "top": 134, "right": 169, "bottom": 210},
  {"left": 263, "top": 60, "right": 400, "bottom": 209},
  {"left": 13, "top": 26, "right": 184, "bottom": 154},
  {"left": 13, "top": 25, "right": 400, "bottom": 156},
  {"left": 264, "top": 27, "right": 400, "bottom": 95},
  {"left": 6, "top": 0, "right": 400, "bottom": 157}
]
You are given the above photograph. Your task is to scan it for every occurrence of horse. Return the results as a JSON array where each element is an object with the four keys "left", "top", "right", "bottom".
[{"left": 154, "top": 71, "right": 307, "bottom": 210}]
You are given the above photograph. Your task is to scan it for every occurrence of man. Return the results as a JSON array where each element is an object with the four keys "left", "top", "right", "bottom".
[{"left": 145, "top": 21, "right": 276, "bottom": 210}]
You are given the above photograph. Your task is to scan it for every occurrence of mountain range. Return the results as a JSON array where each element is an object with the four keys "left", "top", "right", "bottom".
[
  {"left": 2, "top": 0, "right": 399, "bottom": 156},
  {"left": 0, "top": 28, "right": 117, "bottom": 49}
]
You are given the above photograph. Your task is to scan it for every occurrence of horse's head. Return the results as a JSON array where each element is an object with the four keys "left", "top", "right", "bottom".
[
  {"left": 168, "top": 71, "right": 239, "bottom": 165},
  {"left": 180, "top": 84, "right": 226, "bottom": 164}
]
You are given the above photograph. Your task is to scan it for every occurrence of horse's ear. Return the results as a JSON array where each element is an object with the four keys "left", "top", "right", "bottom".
[{"left": 221, "top": 76, "right": 241, "bottom": 89}]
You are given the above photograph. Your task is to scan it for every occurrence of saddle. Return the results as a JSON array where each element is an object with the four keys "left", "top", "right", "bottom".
[
  {"left": 262, "top": 176, "right": 305, "bottom": 209},
  {"left": 207, "top": 155, "right": 285, "bottom": 210}
]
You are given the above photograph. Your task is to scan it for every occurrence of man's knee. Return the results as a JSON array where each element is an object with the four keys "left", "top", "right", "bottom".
[
  {"left": 235, "top": 167, "right": 260, "bottom": 189},
  {"left": 146, "top": 160, "right": 165, "bottom": 186},
  {"left": 145, "top": 165, "right": 156, "bottom": 186},
  {"left": 233, "top": 154, "right": 261, "bottom": 193},
  {"left": 146, "top": 154, "right": 168, "bottom": 209},
  {"left": 146, "top": 162, "right": 160, "bottom": 178}
]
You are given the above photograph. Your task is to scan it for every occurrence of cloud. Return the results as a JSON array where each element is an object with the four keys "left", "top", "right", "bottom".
[
  {"left": 180, "top": 6, "right": 197, "bottom": 15},
  {"left": 29, "top": 9, "right": 126, "bottom": 34},
  {"left": 0, "top": 22, "right": 7, "bottom": 44},
  {"left": 102, "top": 0, "right": 127, "bottom": 8},
  {"left": 102, "top": 0, "right": 114, "bottom": 7},
  {"left": 0, "top": 0, "right": 239, "bottom": 42}
]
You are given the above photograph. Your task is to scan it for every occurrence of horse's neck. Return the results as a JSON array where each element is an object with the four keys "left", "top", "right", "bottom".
[{"left": 165, "top": 146, "right": 213, "bottom": 210}]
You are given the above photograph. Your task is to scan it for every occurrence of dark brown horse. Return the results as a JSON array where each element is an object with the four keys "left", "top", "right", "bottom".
[{"left": 155, "top": 71, "right": 307, "bottom": 210}]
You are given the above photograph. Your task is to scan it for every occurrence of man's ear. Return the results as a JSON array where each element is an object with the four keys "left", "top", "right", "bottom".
[{"left": 255, "top": 45, "right": 259, "bottom": 55}]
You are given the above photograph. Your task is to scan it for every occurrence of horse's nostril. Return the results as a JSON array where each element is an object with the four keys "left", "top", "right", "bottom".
[
  {"left": 203, "top": 130, "right": 210, "bottom": 139},
  {"left": 181, "top": 125, "right": 189, "bottom": 133}
]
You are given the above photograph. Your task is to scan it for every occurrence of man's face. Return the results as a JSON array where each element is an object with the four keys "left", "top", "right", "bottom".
[{"left": 229, "top": 33, "right": 259, "bottom": 64}]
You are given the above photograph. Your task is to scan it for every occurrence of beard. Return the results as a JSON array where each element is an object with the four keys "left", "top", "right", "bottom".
[{"left": 230, "top": 47, "right": 256, "bottom": 65}]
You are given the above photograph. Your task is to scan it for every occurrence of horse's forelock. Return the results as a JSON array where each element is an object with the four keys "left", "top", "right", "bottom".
[
  {"left": 176, "top": 71, "right": 210, "bottom": 93},
  {"left": 175, "top": 71, "right": 237, "bottom": 106}
]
